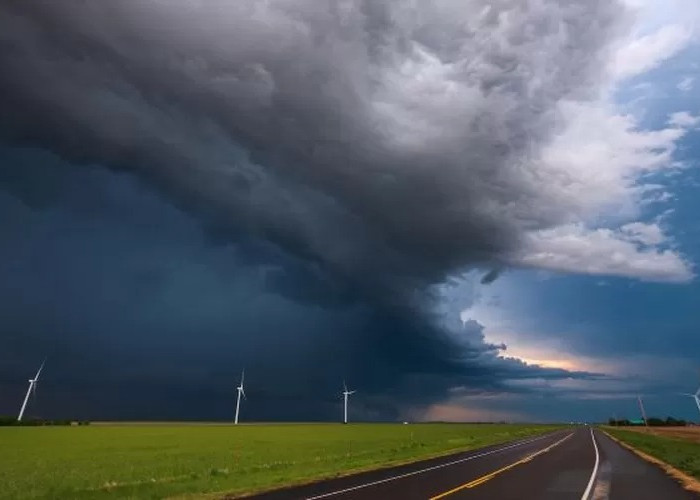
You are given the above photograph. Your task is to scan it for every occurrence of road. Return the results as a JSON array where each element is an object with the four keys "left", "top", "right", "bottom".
[{"left": 248, "top": 427, "right": 698, "bottom": 499}]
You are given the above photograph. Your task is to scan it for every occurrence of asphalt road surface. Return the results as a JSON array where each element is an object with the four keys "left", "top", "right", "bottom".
[{"left": 249, "top": 427, "right": 698, "bottom": 500}]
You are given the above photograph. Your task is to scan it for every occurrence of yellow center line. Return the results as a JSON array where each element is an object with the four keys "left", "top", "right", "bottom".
[{"left": 429, "top": 432, "right": 574, "bottom": 500}]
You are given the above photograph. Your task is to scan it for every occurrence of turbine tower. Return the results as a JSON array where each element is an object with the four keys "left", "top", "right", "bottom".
[
  {"left": 234, "top": 370, "right": 246, "bottom": 425},
  {"left": 681, "top": 385, "right": 700, "bottom": 419},
  {"left": 18, "top": 359, "right": 46, "bottom": 422},
  {"left": 342, "top": 381, "right": 356, "bottom": 424}
]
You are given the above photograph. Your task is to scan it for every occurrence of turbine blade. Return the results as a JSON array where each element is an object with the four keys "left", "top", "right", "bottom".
[
  {"left": 34, "top": 358, "right": 46, "bottom": 381},
  {"left": 241, "top": 388, "right": 247, "bottom": 400},
  {"left": 343, "top": 380, "right": 347, "bottom": 392},
  {"left": 695, "top": 386, "right": 700, "bottom": 397},
  {"left": 241, "top": 369, "right": 245, "bottom": 385},
  {"left": 348, "top": 390, "right": 356, "bottom": 395}
]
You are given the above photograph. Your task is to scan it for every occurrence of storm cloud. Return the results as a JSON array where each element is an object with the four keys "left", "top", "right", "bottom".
[{"left": 0, "top": 1, "right": 687, "bottom": 419}]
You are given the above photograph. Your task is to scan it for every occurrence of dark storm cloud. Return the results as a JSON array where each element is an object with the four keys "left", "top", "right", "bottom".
[
  {"left": 480, "top": 268, "right": 502, "bottom": 285},
  {"left": 0, "top": 0, "right": 627, "bottom": 289},
  {"left": 0, "top": 148, "right": 603, "bottom": 420},
  {"left": 0, "top": 1, "right": 628, "bottom": 418}
]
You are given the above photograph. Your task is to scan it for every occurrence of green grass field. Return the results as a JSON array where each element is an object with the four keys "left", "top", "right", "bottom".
[
  {"left": 0, "top": 423, "right": 559, "bottom": 499},
  {"left": 604, "top": 428, "right": 700, "bottom": 479}
]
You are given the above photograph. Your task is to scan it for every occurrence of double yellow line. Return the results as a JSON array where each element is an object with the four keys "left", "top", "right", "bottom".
[{"left": 429, "top": 432, "right": 574, "bottom": 499}]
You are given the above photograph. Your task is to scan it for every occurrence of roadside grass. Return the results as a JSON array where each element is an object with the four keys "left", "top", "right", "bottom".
[
  {"left": 604, "top": 427, "right": 700, "bottom": 479},
  {"left": 0, "top": 423, "right": 559, "bottom": 499}
]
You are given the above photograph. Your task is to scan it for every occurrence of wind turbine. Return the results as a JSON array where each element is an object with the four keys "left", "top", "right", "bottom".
[
  {"left": 680, "top": 385, "right": 700, "bottom": 419},
  {"left": 18, "top": 359, "right": 46, "bottom": 422},
  {"left": 234, "top": 370, "right": 246, "bottom": 425},
  {"left": 342, "top": 381, "right": 356, "bottom": 424},
  {"left": 637, "top": 395, "right": 648, "bottom": 427}
]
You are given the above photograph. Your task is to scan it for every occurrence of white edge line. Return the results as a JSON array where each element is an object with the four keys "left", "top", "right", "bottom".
[
  {"left": 581, "top": 427, "right": 600, "bottom": 500},
  {"left": 305, "top": 431, "right": 562, "bottom": 500}
]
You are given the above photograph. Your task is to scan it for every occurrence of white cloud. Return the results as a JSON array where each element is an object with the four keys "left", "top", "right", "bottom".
[
  {"left": 610, "top": 24, "right": 692, "bottom": 81},
  {"left": 533, "top": 103, "right": 686, "bottom": 221},
  {"left": 620, "top": 0, "right": 700, "bottom": 37},
  {"left": 620, "top": 221, "right": 666, "bottom": 245},
  {"left": 514, "top": 223, "right": 693, "bottom": 283},
  {"left": 677, "top": 76, "right": 695, "bottom": 91},
  {"left": 668, "top": 111, "right": 700, "bottom": 128},
  {"left": 498, "top": 100, "right": 697, "bottom": 283}
]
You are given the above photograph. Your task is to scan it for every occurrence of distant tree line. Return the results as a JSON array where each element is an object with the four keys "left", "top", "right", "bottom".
[
  {"left": 0, "top": 416, "right": 90, "bottom": 426},
  {"left": 608, "top": 416, "right": 689, "bottom": 426}
]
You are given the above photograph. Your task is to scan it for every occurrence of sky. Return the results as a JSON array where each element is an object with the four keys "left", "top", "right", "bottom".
[{"left": 0, "top": 0, "right": 699, "bottom": 423}]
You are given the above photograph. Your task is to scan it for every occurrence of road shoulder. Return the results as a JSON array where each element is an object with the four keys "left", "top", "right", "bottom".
[{"left": 600, "top": 428, "right": 700, "bottom": 496}]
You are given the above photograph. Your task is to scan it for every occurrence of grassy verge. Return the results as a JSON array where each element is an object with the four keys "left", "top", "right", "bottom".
[
  {"left": 604, "top": 427, "right": 700, "bottom": 480},
  {"left": 0, "top": 423, "right": 559, "bottom": 499}
]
